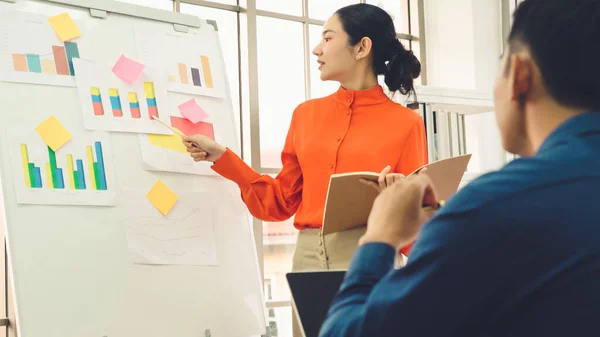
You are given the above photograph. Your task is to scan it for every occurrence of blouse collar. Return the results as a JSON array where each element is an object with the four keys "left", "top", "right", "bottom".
[{"left": 331, "top": 85, "right": 389, "bottom": 107}]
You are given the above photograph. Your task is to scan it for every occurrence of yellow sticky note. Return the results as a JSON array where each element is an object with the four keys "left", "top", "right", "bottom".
[
  {"left": 48, "top": 12, "right": 81, "bottom": 42},
  {"left": 34, "top": 116, "right": 72, "bottom": 151},
  {"left": 148, "top": 129, "right": 187, "bottom": 154},
  {"left": 146, "top": 180, "right": 179, "bottom": 216}
]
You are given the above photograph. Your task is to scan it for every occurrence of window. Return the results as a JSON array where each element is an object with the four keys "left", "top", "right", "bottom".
[
  {"left": 256, "top": 17, "right": 306, "bottom": 169},
  {"left": 367, "top": 0, "right": 409, "bottom": 34},
  {"left": 307, "top": 0, "right": 359, "bottom": 21},
  {"left": 257, "top": 0, "right": 303, "bottom": 16},
  {"left": 115, "top": 0, "right": 173, "bottom": 11},
  {"left": 179, "top": 4, "right": 241, "bottom": 147}
]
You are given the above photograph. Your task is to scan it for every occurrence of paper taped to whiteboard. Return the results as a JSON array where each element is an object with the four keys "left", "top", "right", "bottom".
[
  {"left": 73, "top": 58, "right": 171, "bottom": 135},
  {"left": 122, "top": 189, "right": 217, "bottom": 266},
  {"left": 0, "top": 11, "right": 90, "bottom": 87},
  {"left": 7, "top": 128, "right": 116, "bottom": 206}
]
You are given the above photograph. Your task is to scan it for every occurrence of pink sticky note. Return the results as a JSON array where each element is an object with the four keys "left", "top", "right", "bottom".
[
  {"left": 178, "top": 99, "right": 209, "bottom": 124},
  {"left": 112, "top": 54, "right": 145, "bottom": 83}
]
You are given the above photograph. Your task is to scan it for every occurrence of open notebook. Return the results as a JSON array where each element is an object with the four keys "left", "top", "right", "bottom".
[{"left": 321, "top": 154, "right": 472, "bottom": 235}]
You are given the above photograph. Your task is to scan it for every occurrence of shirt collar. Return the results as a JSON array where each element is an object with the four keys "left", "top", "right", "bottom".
[
  {"left": 538, "top": 112, "right": 600, "bottom": 154},
  {"left": 331, "top": 85, "right": 389, "bottom": 107}
]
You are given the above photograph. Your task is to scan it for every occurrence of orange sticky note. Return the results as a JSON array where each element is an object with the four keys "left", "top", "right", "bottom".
[
  {"left": 34, "top": 116, "right": 72, "bottom": 151},
  {"left": 146, "top": 180, "right": 179, "bottom": 216},
  {"left": 48, "top": 12, "right": 81, "bottom": 42}
]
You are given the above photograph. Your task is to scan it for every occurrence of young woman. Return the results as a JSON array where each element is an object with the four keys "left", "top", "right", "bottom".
[{"left": 183, "top": 1, "right": 426, "bottom": 275}]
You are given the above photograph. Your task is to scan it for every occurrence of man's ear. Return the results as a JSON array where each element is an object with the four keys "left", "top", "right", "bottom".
[{"left": 510, "top": 53, "right": 533, "bottom": 101}]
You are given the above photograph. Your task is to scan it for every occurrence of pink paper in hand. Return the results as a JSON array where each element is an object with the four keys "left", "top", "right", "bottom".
[
  {"left": 112, "top": 54, "right": 145, "bottom": 83},
  {"left": 178, "top": 99, "right": 209, "bottom": 124}
]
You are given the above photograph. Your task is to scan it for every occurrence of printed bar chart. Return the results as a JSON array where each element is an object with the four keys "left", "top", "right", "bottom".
[
  {"left": 26, "top": 54, "right": 42, "bottom": 73},
  {"left": 75, "top": 159, "right": 86, "bottom": 189},
  {"left": 41, "top": 60, "right": 56, "bottom": 74},
  {"left": 9, "top": 126, "right": 116, "bottom": 206},
  {"left": 19, "top": 142, "right": 107, "bottom": 191},
  {"left": 94, "top": 141, "right": 107, "bottom": 190},
  {"left": 20, "top": 144, "right": 41, "bottom": 188},
  {"left": 66, "top": 154, "right": 75, "bottom": 189},
  {"left": 108, "top": 88, "right": 123, "bottom": 117},
  {"left": 200, "top": 56, "right": 213, "bottom": 88},
  {"left": 177, "top": 63, "right": 189, "bottom": 84},
  {"left": 144, "top": 82, "right": 158, "bottom": 119},
  {"left": 172, "top": 60, "right": 212, "bottom": 88},
  {"left": 64, "top": 42, "right": 80, "bottom": 76},
  {"left": 128, "top": 92, "right": 141, "bottom": 119},
  {"left": 90, "top": 87, "right": 104, "bottom": 116},
  {"left": 190, "top": 68, "right": 201, "bottom": 87},
  {"left": 12, "top": 42, "right": 80, "bottom": 76},
  {"left": 74, "top": 58, "right": 170, "bottom": 134},
  {"left": 52, "top": 45, "right": 70, "bottom": 75}
]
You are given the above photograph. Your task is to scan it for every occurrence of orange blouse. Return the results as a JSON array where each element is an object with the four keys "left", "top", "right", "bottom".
[{"left": 212, "top": 85, "right": 427, "bottom": 255}]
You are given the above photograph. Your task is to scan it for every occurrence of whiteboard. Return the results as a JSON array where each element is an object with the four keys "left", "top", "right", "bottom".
[{"left": 0, "top": 1, "right": 267, "bottom": 336}]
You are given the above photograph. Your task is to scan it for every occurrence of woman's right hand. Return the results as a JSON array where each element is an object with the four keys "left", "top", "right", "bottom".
[
  {"left": 359, "top": 165, "right": 405, "bottom": 193},
  {"left": 181, "top": 134, "right": 226, "bottom": 163}
]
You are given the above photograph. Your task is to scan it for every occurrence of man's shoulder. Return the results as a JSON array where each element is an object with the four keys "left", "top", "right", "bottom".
[{"left": 441, "top": 155, "right": 573, "bottom": 214}]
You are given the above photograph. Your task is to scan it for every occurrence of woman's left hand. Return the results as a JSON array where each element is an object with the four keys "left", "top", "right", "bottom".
[{"left": 359, "top": 165, "right": 405, "bottom": 193}]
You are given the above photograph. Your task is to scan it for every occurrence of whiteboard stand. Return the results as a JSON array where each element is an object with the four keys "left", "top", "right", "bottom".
[{"left": 0, "top": 0, "right": 267, "bottom": 336}]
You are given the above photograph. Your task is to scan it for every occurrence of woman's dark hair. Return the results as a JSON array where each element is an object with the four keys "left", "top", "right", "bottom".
[{"left": 335, "top": 3, "right": 420, "bottom": 96}]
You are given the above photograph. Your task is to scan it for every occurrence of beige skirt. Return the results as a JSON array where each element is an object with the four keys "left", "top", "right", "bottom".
[
  {"left": 290, "top": 227, "right": 366, "bottom": 337},
  {"left": 291, "top": 227, "right": 367, "bottom": 272}
]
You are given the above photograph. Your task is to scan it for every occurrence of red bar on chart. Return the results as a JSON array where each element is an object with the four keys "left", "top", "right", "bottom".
[
  {"left": 148, "top": 106, "right": 158, "bottom": 119},
  {"left": 52, "top": 46, "right": 70, "bottom": 76}
]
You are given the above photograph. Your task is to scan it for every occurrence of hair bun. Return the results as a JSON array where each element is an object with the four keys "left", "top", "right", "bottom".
[{"left": 383, "top": 39, "right": 421, "bottom": 96}]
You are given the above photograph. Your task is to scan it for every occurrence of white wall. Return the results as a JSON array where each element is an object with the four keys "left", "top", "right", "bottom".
[{"left": 424, "top": 0, "right": 507, "bottom": 173}]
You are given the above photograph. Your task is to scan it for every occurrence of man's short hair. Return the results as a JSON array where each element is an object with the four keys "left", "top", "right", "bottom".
[{"left": 508, "top": 0, "right": 600, "bottom": 112}]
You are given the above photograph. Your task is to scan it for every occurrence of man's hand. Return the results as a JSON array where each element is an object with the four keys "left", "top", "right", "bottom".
[{"left": 359, "top": 172, "right": 439, "bottom": 250}]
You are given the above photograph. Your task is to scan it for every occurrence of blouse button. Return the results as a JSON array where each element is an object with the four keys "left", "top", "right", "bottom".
[
  {"left": 337, "top": 137, "right": 341, "bottom": 142},
  {"left": 330, "top": 164, "right": 334, "bottom": 169}
]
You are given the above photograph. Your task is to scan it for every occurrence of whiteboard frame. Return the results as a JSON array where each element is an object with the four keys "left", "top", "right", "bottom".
[{"left": 0, "top": 0, "right": 265, "bottom": 336}]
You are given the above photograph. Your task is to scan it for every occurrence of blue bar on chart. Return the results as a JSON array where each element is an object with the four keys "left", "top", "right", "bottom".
[
  {"left": 33, "top": 166, "right": 42, "bottom": 188},
  {"left": 26, "top": 54, "right": 42, "bottom": 73},
  {"left": 55, "top": 168, "right": 65, "bottom": 189},
  {"left": 76, "top": 159, "right": 86, "bottom": 189},
  {"left": 64, "top": 42, "right": 80, "bottom": 76},
  {"left": 94, "top": 142, "right": 107, "bottom": 190}
]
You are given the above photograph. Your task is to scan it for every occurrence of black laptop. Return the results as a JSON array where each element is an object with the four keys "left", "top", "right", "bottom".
[{"left": 286, "top": 271, "right": 346, "bottom": 337}]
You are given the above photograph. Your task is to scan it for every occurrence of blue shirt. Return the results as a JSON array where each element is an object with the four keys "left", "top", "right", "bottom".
[{"left": 319, "top": 112, "right": 600, "bottom": 337}]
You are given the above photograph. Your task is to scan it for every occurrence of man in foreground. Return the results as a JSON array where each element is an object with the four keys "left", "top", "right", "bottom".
[{"left": 319, "top": 0, "right": 600, "bottom": 336}]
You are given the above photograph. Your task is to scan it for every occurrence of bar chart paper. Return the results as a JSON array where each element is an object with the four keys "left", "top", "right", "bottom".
[
  {"left": 8, "top": 128, "right": 116, "bottom": 206},
  {"left": 134, "top": 26, "right": 224, "bottom": 98},
  {"left": 0, "top": 11, "right": 88, "bottom": 87},
  {"left": 73, "top": 58, "right": 171, "bottom": 135}
]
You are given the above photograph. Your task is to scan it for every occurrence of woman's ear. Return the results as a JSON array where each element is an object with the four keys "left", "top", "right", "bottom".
[{"left": 356, "top": 36, "right": 372, "bottom": 60}]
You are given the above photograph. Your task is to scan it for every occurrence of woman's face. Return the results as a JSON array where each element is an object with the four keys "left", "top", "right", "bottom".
[{"left": 312, "top": 14, "right": 359, "bottom": 82}]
